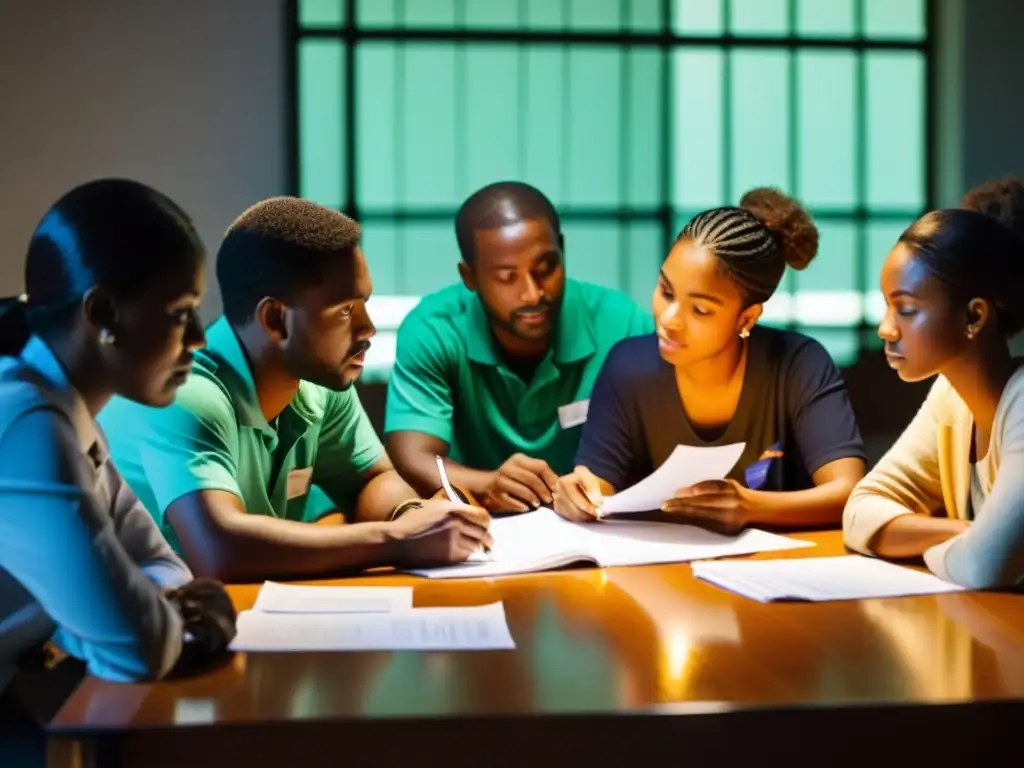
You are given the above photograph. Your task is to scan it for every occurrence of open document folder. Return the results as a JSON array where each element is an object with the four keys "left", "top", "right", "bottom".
[
  {"left": 409, "top": 507, "right": 812, "bottom": 579},
  {"left": 691, "top": 555, "right": 967, "bottom": 602}
]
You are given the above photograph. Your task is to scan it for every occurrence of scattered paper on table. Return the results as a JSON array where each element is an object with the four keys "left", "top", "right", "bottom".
[
  {"left": 602, "top": 443, "right": 746, "bottom": 513},
  {"left": 691, "top": 555, "right": 967, "bottom": 602},
  {"left": 252, "top": 582, "right": 414, "bottom": 614},
  {"left": 230, "top": 602, "right": 516, "bottom": 652}
]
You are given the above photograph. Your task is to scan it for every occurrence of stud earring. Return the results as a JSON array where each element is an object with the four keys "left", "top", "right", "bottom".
[
  {"left": 966, "top": 328, "right": 976, "bottom": 340},
  {"left": 739, "top": 328, "right": 750, "bottom": 339},
  {"left": 99, "top": 328, "right": 116, "bottom": 346}
]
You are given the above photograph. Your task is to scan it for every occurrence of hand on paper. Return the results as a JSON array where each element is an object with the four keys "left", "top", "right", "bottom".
[
  {"left": 479, "top": 453, "right": 559, "bottom": 512},
  {"left": 660, "top": 478, "right": 751, "bottom": 535},
  {"left": 387, "top": 500, "right": 493, "bottom": 567},
  {"left": 552, "top": 465, "right": 605, "bottom": 522}
]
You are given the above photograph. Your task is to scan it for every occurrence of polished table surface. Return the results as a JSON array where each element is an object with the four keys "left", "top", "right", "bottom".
[{"left": 42, "top": 530, "right": 1024, "bottom": 765}]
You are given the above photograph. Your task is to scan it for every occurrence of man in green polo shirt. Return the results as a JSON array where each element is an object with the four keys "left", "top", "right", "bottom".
[
  {"left": 99, "top": 197, "right": 490, "bottom": 582},
  {"left": 385, "top": 181, "right": 654, "bottom": 512}
]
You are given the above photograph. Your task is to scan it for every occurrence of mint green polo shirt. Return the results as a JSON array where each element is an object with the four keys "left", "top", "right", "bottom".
[
  {"left": 98, "top": 317, "right": 385, "bottom": 553},
  {"left": 384, "top": 278, "right": 654, "bottom": 475}
]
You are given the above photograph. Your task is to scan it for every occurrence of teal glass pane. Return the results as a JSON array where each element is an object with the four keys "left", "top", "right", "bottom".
[
  {"left": 356, "top": 0, "right": 395, "bottom": 26},
  {"left": 299, "top": 0, "right": 344, "bottom": 28},
  {"left": 362, "top": 222, "right": 459, "bottom": 295},
  {"left": 731, "top": 50, "right": 790, "bottom": 201},
  {"left": 865, "top": 219, "right": 913, "bottom": 322},
  {"left": 626, "top": 50, "right": 664, "bottom": 208},
  {"left": 464, "top": 0, "right": 521, "bottom": 28},
  {"left": 523, "top": 48, "right": 566, "bottom": 203},
  {"left": 800, "top": 328, "right": 860, "bottom": 367},
  {"left": 673, "top": 50, "right": 724, "bottom": 208},
  {"left": 463, "top": 47, "right": 522, "bottom": 197},
  {"left": 673, "top": 0, "right": 723, "bottom": 36},
  {"left": 298, "top": 40, "right": 345, "bottom": 209},
  {"left": 355, "top": 43, "right": 397, "bottom": 207},
  {"left": 863, "top": 0, "right": 925, "bottom": 40},
  {"left": 797, "top": 51, "right": 857, "bottom": 208},
  {"left": 796, "top": 0, "right": 855, "bottom": 37},
  {"left": 526, "top": 0, "right": 565, "bottom": 29},
  {"left": 629, "top": 0, "right": 662, "bottom": 31},
  {"left": 625, "top": 222, "right": 663, "bottom": 309},
  {"left": 792, "top": 220, "right": 860, "bottom": 325},
  {"left": 401, "top": 45, "right": 458, "bottom": 207},
  {"left": 568, "top": 0, "right": 622, "bottom": 30},
  {"left": 402, "top": 0, "right": 456, "bottom": 27},
  {"left": 866, "top": 52, "right": 926, "bottom": 210},
  {"left": 730, "top": 0, "right": 788, "bottom": 37},
  {"left": 562, "top": 222, "right": 620, "bottom": 289},
  {"left": 567, "top": 49, "right": 622, "bottom": 206},
  {"left": 359, "top": 222, "right": 399, "bottom": 295}
]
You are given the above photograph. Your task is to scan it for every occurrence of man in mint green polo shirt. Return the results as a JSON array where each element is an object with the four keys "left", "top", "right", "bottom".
[
  {"left": 99, "top": 197, "right": 490, "bottom": 582},
  {"left": 385, "top": 181, "right": 654, "bottom": 513}
]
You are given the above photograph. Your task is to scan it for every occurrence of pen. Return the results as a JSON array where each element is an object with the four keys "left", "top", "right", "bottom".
[{"left": 436, "top": 455, "right": 493, "bottom": 558}]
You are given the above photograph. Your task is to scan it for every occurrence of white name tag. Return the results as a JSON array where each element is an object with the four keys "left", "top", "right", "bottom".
[
  {"left": 286, "top": 467, "right": 313, "bottom": 500},
  {"left": 558, "top": 399, "right": 590, "bottom": 429}
]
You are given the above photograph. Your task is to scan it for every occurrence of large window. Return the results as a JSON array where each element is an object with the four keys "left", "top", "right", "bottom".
[{"left": 291, "top": 0, "right": 932, "bottom": 376}]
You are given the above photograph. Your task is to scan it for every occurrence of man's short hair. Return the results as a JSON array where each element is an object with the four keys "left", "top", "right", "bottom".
[
  {"left": 960, "top": 176, "right": 1024, "bottom": 239},
  {"left": 217, "top": 197, "right": 362, "bottom": 325},
  {"left": 455, "top": 181, "right": 561, "bottom": 266}
]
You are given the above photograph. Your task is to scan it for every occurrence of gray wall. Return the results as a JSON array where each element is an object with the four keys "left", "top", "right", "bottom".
[{"left": 0, "top": 0, "right": 286, "bottom": 321}]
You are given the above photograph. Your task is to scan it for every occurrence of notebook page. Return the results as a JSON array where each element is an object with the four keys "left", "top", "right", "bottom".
[
  {"left": 252, "top": 583, "right": 414, "bottom": 614},
  {"left": 230, "top": 602, "right": 516, "bottom": 651},
  {"left": 602, "top": 443, "right": 746, "bottom": 513},
  {"left": 691, "top": 555, "right": 968, "bottom": 602}
]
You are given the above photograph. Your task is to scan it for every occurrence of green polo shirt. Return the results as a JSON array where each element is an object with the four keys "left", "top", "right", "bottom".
[
  {"left": 384, "top": 278, "right": 654, "bottom": 475},
  {"left": 98, "top": 317, "right": 385, "bottom": 553}
]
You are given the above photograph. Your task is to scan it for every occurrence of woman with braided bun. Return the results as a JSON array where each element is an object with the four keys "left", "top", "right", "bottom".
[{"left": 553, "top": 187, "right": 868, "bottom": 533}]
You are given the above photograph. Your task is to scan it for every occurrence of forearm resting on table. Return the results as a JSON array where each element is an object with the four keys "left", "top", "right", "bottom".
[
  {"left": 745, "top": 479, "right": 855, "bottom": 529},
  {"left": 168, "top": 492, "right": 397, "bottom": 583},
  {"left": 866, "top": 514, "right": 969, "bottom": 559},
  {"left": 352, "top": 469, "right": 419, "bottom": 522},
  {"left": 385, "top": 433, "right": 492, "bottom": 501}
]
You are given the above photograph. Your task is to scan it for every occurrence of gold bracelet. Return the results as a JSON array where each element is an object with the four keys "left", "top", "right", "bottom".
[{"left": 389, "top": 498, "right": 423, "bottom": 521}]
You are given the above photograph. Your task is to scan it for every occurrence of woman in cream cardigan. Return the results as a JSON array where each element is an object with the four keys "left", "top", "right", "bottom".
[{"left": 843, "top": 208, "right": 1024, "bottom": 589}]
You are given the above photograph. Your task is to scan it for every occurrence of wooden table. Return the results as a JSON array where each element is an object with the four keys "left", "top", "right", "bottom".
[{"left": 41, "top": 531, "right": 1024, "bottom": 766}]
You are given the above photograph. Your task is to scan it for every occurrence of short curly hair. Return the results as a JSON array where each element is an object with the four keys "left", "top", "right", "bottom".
[
  {"left": 217, "top": 197, "right": 362, "bottom": 325},
  {"left": 960, "top": 176, "right": 1024, "bottom": 239}
]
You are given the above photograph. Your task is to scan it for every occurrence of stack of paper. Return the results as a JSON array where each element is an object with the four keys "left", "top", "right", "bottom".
[
  {"left": 230, "top": 584, "right": 516, "bottom": 652},
  {"left": 691, "top": 555, "right": 967, "bottom": 602}
]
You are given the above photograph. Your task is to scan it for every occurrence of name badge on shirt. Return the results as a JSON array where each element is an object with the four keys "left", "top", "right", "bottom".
[
  {"left": 558, "top": 399, "right": 590, "bottom": 429},
  {"left": 286, "top": 467, "right": 314, "bottom": 500}
]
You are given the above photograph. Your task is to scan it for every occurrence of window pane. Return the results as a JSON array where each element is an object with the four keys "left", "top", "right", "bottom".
[
  {"left": 403, "top": 0, "right": 457, "bottom": 27},
  {"left": 797, "top": 51, "right": 857, "bottom": 208},
  {"left": 464, "top": 0, "right": 521, "bottom": 28},
  {"left": 792, "top": 220, "right": 861, "bottom": 325},
  {"left": 630, "top": 0, "right": 662, "bottom": 31},
  {"left": 865, "top": 219, "right": 912, "bottom": 323},
  {"left": 802, "top": 328, "right": 859, "bottom": 367},
  {"left": 863, "top": 0, "right": 925, "bottom": 40},
  {"left": 866, "top": 52, "right": 925, "bottom": 210},
  {"left": 362, "top": 221, "right": 458, "bottom": 295},
  {"left": 526, "top": 0, "right": 565, "bottom": 29},
  {"left": 298, "top": 40, "right": 345, "bottom": 209},
  {"left": 673, "top": 0, "right": 723, "bottom": 36},
  {"left": 523, "top": 48, "right": 566, "bottom": 203},
  {"left": 625, "top": 222, "right": 662, "bottom": 309},
  {"left": 730, "top": 0, "right": 788, "bottom": 37},
  {"left": 674, "top": 50, "right": 724, "bottom": 208},
  {"left": 299, "top": 0, "right": 344, "bottom": 28},
  {"left": 567, "top": 49, "right": 622, "bottom": 206},
  {"left": 356, "top": 44, "right": 396, "bottom": 207},
  {"left": 356, "top": 0, "right": 395, "bottom": 26},
  {"left": 562, "top": 221, "right": 620, "bottom": 289},
  {"left": 568, "top": 0, "right": 621, "bottom": 30},
  {"left": 731, "top": 50, "right": 790, "bottom": 199},
  {"left": 626, "top": 50, "right": 664, "bottom": 208},
  {"left": 796, "top": 0, "right": 855, "bottom": 37},
  {"left": 464, "top": 47, "right": 522, "bottom": 196},
  {"left": 360, "top": 222, "right": 399, "bottom": 295},
  {"left": 401, "top": 45, "right": 458, "bottom": 207}
]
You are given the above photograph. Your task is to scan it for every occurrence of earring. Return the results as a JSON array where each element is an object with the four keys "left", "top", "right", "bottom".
[
  {"left": 966, "top": 328, "right": 976, "bottom": 340},
  {"left": 99, "top": 328, "right": 116, "bottom": 346},
  {"left": 739, "top": 328, "right": 750, "bottom": 339}
]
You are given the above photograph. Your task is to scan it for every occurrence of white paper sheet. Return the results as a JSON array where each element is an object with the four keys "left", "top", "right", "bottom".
[
  {"left": 691, "top": 555, "right": 968, "bottom": 602},
  {"left": 411, "top": 507, "right": 812, "bottom": 579},
  {"left": 252, "top": 582, "right": 414, "bottom": 614},
  {"left": 602, "top": 443, "right": 746, "bottom": 513},
  {"left": 229, "top": 602, "right": 516, "bottom": 651}
]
